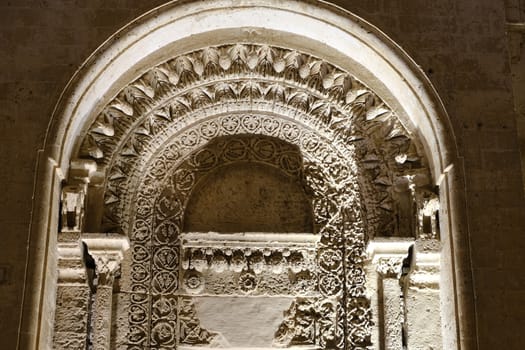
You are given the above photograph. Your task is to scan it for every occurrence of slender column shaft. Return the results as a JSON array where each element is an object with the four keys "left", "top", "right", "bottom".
[
  {"left": 82, "top": 234, "right": 129, "bottom": 350},
  {"left": 382, "top": 277, "right": 403, "bottom": 350},
  {"left": 367, "top": 239, "right": 412, "bottom": 350},
  {"left": 91, "top": 282, "right": 114, "bottom": 350}
]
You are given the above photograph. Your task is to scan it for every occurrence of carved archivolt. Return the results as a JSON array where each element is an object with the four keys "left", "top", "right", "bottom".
[
  {"left": 76, "top": 44, "right": 429, "bottom": 238},
  {"left": 124, "top": 134, "right": 368, "bottom": 348},
  {"left": 71, "top": 44, "right": 433, "bottom": 350}
]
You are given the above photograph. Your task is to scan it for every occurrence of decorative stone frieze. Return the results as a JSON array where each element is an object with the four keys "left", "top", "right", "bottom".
[{"left": 181, "top": 232, "right": 319, "bottom": 296}]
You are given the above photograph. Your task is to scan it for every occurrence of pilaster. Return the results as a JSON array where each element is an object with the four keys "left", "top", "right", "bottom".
[
  {"left": 367, "top": 239, "right": 413, "bottom": 350},
  {"left": 82, "top": 234, "right": 129, "bottom": 350}
]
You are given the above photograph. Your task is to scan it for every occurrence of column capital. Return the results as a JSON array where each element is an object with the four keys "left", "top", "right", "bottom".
[
  {"left": 366, "top": 238, "right": 414, "bottom": 278},
  {"left": 376, "top": 257, "right": 404, "bottom": 278},
  {"left": 81, "top": 233, "right": 130, "bottom": 285}
]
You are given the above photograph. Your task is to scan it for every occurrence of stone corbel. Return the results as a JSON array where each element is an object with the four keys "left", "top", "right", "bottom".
[
  {"left": 61, "top": 160, "right": 97, "bottom": 233},
  {"left": 416, "top": 189, "right": 440, "bottom": 240},
  {"left": 81, "top": 234, "right": 129, "bottom": 350},
  {"left": 61, "top": 186, "right": 85, "bottom": 232}
]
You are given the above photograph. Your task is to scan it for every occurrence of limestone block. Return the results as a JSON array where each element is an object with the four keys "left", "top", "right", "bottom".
[
  {"left": 52, "top": 331, "right": 86, "bottom": 350},
  {"left": 406, "top": 288, "right": 442, "bottom": 350},
  {"left": 111, "top": 292, "right": 132, "bottom": 350},
  {"left": 192, "top": 296, "right": 295, "bottom": 347},
  {"left": 53, "top": 285, "right": 90, "bottom": 334},
  {"left": 184, "top": 162, "right": 313, "bottom": 233}
]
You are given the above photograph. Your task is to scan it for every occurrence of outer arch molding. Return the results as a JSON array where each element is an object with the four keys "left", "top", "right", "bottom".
[
  {"left": 21, "top": 1, "right": 476, "bottom": 350},
  {"left": 46, "top": 0, "right": 456, "bottom": 178}
]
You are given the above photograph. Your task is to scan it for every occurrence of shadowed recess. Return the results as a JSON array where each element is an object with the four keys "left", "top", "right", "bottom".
[{"left": 184, "top": 161, "right": 314, "bottom": 233}]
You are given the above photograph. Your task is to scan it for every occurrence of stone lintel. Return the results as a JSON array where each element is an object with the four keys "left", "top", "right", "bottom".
[{"left": 182, "top": 232, "right": 320, "bottom": 247}]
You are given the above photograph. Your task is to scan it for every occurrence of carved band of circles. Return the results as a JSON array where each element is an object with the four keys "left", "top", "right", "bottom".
[
  {"left": 110, "top": 114, "right": 358, "bottom": 231},
  {"left": 81, "top": 43, "right": 409, "bottom": 168},
  {"left": 83, "top": 45, "right": 422, "bottom": 241}
]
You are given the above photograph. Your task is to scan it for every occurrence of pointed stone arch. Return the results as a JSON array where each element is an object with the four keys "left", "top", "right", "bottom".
[{"left": 20, "top": 1, "right": 475, "bottom": 350}]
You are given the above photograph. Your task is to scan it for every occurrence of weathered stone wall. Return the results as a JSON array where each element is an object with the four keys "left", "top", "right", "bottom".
[
  {"left": 184, "top": 162, "right": 314, "bottom": 233},
  {"left": 0, "top": 0, "right": 523, "bottom": 349}
]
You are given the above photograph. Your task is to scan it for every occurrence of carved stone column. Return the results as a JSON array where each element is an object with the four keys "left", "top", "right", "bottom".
[
  {"left": 82, "top": 234, "right": 129, "bottom": 350},
  {"left": 53, "top": 232, "right": 91, "bottom": 350},
  {"left": 367, "top": 239, "right": 413, "bottom": 350},
  {"left": 377, "top": 257, "right": 404, "bottom": 350}
]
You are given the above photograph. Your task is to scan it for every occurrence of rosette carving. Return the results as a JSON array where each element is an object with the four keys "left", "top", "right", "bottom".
[
  {"left": 238, "top": 270, "right": 258, "bottom": 294},
  {"left": 77, "top": 42, "right": 433, "bottom": 349},
  {"left": 75, "top": 44, "right": 427, "bottom": 240}
]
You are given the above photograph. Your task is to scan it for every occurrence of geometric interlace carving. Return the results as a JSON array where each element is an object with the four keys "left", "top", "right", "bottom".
[
  {"left": 126, "top": 134, "right": 370, "bottom": 349},
  {"left": 74, "top": 44, "right": 431, "bottom": 350}
]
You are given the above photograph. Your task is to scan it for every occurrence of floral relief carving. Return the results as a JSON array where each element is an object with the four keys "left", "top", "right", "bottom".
[
  {"left": 180, "top": 237, "right": 319, "bottom": 297},
  {"left": 123, "top": 134, "right": 368, "bottom": 348},
  {"left": 183, "top": 269, "right": 205, "bottom": 294},
  {"left": 76, "top": 44, "right": 427, "bottom": 240},
  {"left": 274, "top": 299, "right": 318, "bottom": 347},
  {"left": 377, "top": 257, "right": 404, "bottom": 278},
  {"left": 71, "top": 43, "right": 434, "bottom": 350},
  {"left": 179, "top": 297, "right": 219, "bottom": 345},
  {"left": 238, "top": 270, "right": 258, "bottom": 294}
]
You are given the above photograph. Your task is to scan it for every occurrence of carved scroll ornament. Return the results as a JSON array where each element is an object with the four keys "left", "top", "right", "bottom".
[
  {"left": 71, "top": 44, "right": 433, "bottom": 350},
  {"left": 76, "top": 44, "right": 429, "bottom": 239}
]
